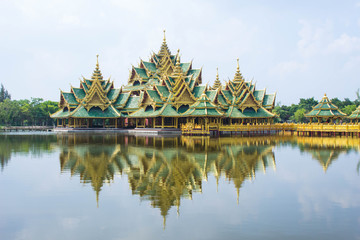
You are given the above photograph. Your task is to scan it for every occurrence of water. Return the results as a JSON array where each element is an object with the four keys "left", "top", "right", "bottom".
[{"left": 0, "top": 133, "right": 359, "bottom": 240}]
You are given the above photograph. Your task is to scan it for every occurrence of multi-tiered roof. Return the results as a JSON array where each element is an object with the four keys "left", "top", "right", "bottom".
[
  {"left": 51, "top": 32, "right": 276, "bottom": 122},
  {"left": 305, "top": 94, "right": 346, "bottom": 121}
]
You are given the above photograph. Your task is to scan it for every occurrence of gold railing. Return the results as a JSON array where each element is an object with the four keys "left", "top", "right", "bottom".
[{"left": 181, "top": 123, "right": 360, "bottom": 135}]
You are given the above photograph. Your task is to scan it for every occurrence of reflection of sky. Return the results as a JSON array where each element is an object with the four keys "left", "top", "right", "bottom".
[{"left": 0, "top": 141, "right": 359, "bottom": 240}]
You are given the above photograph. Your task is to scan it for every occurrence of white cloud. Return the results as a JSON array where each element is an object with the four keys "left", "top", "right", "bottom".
[
  {"left": 297, "top": 19, "right": 332, "bottom": 57},
  {"left": 327, "top": 34, "right": 360, "bottom": 54},
  {"left": 270, "top": 60, "right": 307, "bottom": 76}
]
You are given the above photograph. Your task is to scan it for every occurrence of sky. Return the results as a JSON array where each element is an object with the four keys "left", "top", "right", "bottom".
[{"left": 1, "top": 0, "right": 360, "bottom": 105}]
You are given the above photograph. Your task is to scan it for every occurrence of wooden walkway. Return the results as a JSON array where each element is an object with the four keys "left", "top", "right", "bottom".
[{"left": 0, "top": 126, "right": 54, "bottom": 132}]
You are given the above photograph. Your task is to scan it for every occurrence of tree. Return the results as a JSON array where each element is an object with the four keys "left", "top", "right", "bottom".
[
  {"left": 294, "top": 108, "right": 307, "bottom": 123},
  {"left": 342, "top": 104, "right": 357, "bottom": 115},
  {"left": 0, "top": 99, "right": 21, "bottom": 126},
  {"left": 0, "top": 84, "right": 11, "bottom": 102},
  {"left": 298, "top": 98, "right": 318, "bottom": 112}
]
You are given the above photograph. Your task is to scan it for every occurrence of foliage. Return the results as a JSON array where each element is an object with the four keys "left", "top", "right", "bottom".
[
  {"left": 0, "top": 84, "right": 11, "bottom": 102},
  {"left": 274, "top": 97, "right": 359, "bottom": 123},
  {"left": 294, "top": 108, "right": 307, "bottom": 123},
  {"left": 0, "top": 98, "right": 59, "bottom": 126}
]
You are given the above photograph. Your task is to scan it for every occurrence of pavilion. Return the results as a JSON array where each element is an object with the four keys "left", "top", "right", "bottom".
[{"left": 51, "top": 32, "right": 276, "bottom": 128}]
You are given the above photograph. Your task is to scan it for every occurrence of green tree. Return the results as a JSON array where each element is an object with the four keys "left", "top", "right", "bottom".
[
  {"left": 0, "top": 84, "right": 11, "bottom": 102},
  {"left": 342, "top": 104, "right": 357, "bottom": 115},
  {"left": 0, "top": 99, "right": 21, "bottom": 126},
  {"left": 298, "top": 98, "right": 318, "bottom": 112},
  {"left": 294, "top": 108, "right": 307, "bottom": 123}
]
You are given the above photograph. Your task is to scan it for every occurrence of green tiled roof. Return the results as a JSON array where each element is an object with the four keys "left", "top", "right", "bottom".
[
  {"left": 50, "top": 108, "right": 71, "bottom": 118},
  {"left": 305, "top": 94, "right": 346, "bottom": 118},
  {"left": 225, "top": 106, "right": 246, "bottom": 118},
  {"left": 62, "top": 92, "right": 78, "bottom": 105},
  {"left": 180, "top": 63, "right": 191, "bottom": 73},
  {"left": 129, "top": 104, "right": 180, "bottom": 118},
  {"left": 123, "top": 85, "right": 151, "bottom": 91},
  {"left": 147, "top": 90, "right": 163, "bottom": 103},
  {"left": 142, "top": 61, "right": 157, "bottom": 72},
  {"left": 107, "top": 88, "right": 121, "bottom": 101},
  {"left": 81, "top": 82, "right": 89, "bottom": 92},
  {"left": 85, "top": 79, "right": 92, "bottom": 87},
  {"left": 217, "top": 94, "right": 228, "bottom": 106},
  {"left": 263, "top": 94, "right": 275, "bottom": 106},
  {"left": 71, "top": 105, "right": 120, "bottom": 118},
  {"left": 160, "top": 104, "right": 180, "bottom": 117},
  {"left": 205, "top": 90, "right": 217, "bottom": 102},
  {"left": 348, "top": 106, "right": 360, "bottom": 119},
  {"left": 226, "top": 106, "right": 274, "bottom": 118},
  {"left": 188, "top": 69, "right": 201, "bottom": 79},
  {"left": 124, "top": 96, "right": 141, "bottom": 109},
  {"left": 72, "top": 88, "right": 86, "bottom": 99},
  {"left": 189, "top": 79, "right": 196, "bottom": 89},
  {"left": 243, "top": 107, "right": 275, "bottom": 118},
  {"left": 134, "top": 67, "right": 148, "bottom": 78},
  {"left": 113, "top": 92, "right": 130, "bottom": 106},
  {"left": 253, "top": 89, "right": 265, "bottom": 102},
  {"left": 184, "top": 94, "right": 223, "bottom": 117},
  {"left": 193, "top": 86, "right": 206, "bottom": 98},
  {"left": 222, "top": 90, "right": 234, "bottom": 102},
  {"left": 104, "top": 81, "right": 112, "bottom": 91},
  {"left": 306, "top": 109, "right": 346, "bottom": 117},
  {"left": 155, "top": 85, "right": 170, "bottom": 98}
]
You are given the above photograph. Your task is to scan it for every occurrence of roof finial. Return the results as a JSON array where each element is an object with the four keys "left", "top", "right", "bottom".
[
  {"left": 163, "top": 29, "right": 166, "bottom": 42},
  {"left": 176, "top": 49, "right": 180, "bottom": 66},
  {"left": 236, "top": 58, "right": 240, "bottom": 72},
  {"left": 96, "top": 54, "right": 99, "bottom": 68},
  {"left": 216, "top": 67, "right": 219, "bottom": 80}
]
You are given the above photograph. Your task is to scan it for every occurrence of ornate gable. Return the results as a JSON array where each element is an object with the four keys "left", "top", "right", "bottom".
[{"left": 82, "top": 56, "right": 111, "bottom": 111}]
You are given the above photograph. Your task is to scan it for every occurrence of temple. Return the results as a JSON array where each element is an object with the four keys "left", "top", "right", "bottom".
[
  {"left": 305, "top": 94, "right": 346, "bottom": 123},
  {"left": 51, "top": 31, "right": 276, "bottom": 129}
]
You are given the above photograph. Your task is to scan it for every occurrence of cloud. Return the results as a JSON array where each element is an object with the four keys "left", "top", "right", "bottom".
[
  {"left": 297, "top": 19, "right": 332, "bottom": 57},
  {"left": 327, "top": 34, "right": 360, "bottom": 54},
  {"left": 270, "top": 60, "right": 307, "bottom": 77}
]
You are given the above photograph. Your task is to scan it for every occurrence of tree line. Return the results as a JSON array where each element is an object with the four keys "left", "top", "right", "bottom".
[
  {"left": 274, "top": 95, "right": 360, "bottom": 123},
  {"left": 0, "top": 84, "right": 59, "bottom": 126},
  {"left": 1, "top": 83, "right": 360, "bottom": 126}
]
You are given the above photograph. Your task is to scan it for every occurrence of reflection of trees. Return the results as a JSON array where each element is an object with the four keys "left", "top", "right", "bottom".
[
  {"left": 0, "top": 134, "right": 57, "bottom": 170},
  {"left": 58, "top": 134, "right": 276, "bottom": 224}
]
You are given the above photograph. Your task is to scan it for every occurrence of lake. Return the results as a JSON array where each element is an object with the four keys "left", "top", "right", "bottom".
[{"left": 0, "top": 133, "right": 359, "bottom": 240}]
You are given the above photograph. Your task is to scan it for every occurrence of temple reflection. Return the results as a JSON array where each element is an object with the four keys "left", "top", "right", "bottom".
[
  {"left": 296, "top": 137, "right": 355, "bottom": 172},
  {"left": 58, "top": 134, "right": 278, "bottom": 222}
]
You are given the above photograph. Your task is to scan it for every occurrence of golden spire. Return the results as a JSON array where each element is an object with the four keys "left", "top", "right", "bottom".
[
  {"left": 173, "top": 49, "right": 182, "bottom": 76},
  {"left": 163, "top": 215, "right": 166, "bottom": 230},
  {"left": 158, "top": 30, "right": 171, "bottom": 57},
  {"left": 237, "top": 187, "right": 240, "bottom": 205},
  {"left": 96, "top": 190, "right": 99, "bottom": 208},
  {"left": 213, "top": 67, "right": 222, "bottom": 89},
  {"left": 236, "top": 58, "right": 240, "bottom": 73},
  {"left": 233, "top": 58, "right": 244, "bottom": 84},
  {"left": 176, "top": 49, "right": 180, "bottom": 66},
  {"left": 91, "top": 54, "right": 103, "bottom": 80}
]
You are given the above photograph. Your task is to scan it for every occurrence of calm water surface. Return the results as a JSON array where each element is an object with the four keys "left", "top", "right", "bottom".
[{"left": 0, "top": 133, "right": 359, "bottom": 240}]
